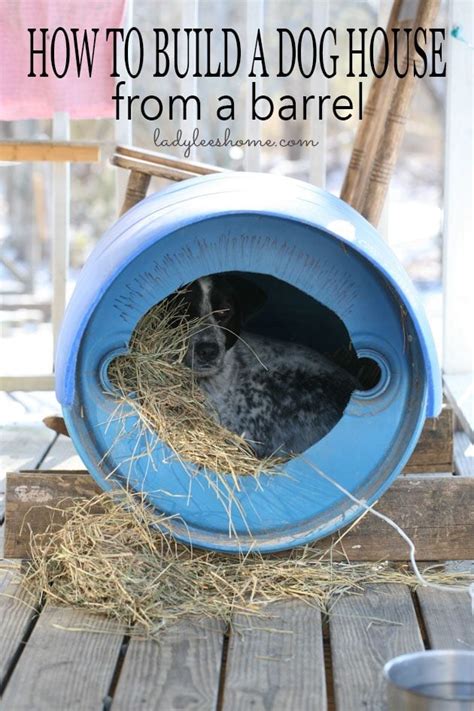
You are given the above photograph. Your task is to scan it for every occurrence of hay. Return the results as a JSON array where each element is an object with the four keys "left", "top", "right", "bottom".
[
  {"left": 23, "top": 493, "right": 473, "bottom": 638},
  {"left": 107, "top": 291, "right": 286, "bottom": 478}
]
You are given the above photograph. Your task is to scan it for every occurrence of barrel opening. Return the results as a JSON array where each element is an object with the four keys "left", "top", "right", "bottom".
[{"left": 106, "top": 270, "right": 366, "bottom": 463}]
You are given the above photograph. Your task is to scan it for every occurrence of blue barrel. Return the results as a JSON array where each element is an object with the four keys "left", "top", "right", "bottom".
[{"left": 56, "top": 173, "right": 441, "bottom": 553}]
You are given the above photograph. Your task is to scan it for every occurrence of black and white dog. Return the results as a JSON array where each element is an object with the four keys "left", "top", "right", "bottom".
[{"left": 180, "top": 275, "right": 357, "bottom": 458}]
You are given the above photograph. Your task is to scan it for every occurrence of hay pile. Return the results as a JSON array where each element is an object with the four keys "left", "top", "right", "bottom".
[
  {"left": 24, "top": 493, "right": 472, "bottom": 637},
  {"left": 107, "top": 291, "right": 285, "bottom": 477}
]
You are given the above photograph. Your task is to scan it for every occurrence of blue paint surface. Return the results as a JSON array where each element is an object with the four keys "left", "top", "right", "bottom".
[{"left": 56, "top": 173, "right": 441, "bottom": 552}]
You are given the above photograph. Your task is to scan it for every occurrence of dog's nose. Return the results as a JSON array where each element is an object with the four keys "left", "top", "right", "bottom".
[{"left": 195, "top": 342, "right": 219, "bottom": 362}]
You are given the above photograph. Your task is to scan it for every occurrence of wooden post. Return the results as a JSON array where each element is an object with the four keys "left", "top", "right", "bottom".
[{"left": 51, "top": 112, "right": 70, "bottom": 357}]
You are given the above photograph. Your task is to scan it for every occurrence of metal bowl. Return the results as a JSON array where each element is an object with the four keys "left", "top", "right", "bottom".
[{"left": 384, "top": 650, "right": 474, "bottom": 710}]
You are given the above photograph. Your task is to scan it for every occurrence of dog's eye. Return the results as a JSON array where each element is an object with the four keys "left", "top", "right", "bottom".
[{"left": 215, "top": 304, "right": 231, "bottom": 321}]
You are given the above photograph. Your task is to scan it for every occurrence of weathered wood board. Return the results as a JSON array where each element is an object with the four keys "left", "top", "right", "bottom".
[
  {"left": 417, "top": 588, "right": 474, "bottom": 650},
  {"left": 403, "top": 405, "right": 454, "bottom": 474},
  {"left": 222, "top": 600, "right": 326, "bottom": 711},
  {"left": 0, "top": 567, "right": 40, "bottom": 690},
  {"left": 4, "top": 471, "right": 474, "bottom": 560},
  {"left": 0, "top": 605, "right": 124, "bottom": 711},
  {"left": 0, "top": 141, "right": 100, "bottom": 163},
  {"left": 113, "top": 619, "right": 226, "bottom": 711},
  {"left": 4, "top": 471, "right": 102, "bottom": 558},
  {"left": 329, "top": 584, "right": 424, "bottom": 711}
]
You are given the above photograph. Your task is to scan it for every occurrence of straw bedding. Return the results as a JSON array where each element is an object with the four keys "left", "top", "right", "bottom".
[
  {"left": 22, "top": 493, "right": 472, "bottom": 638},
  {"left": 107, "top": 291, "right": 286, "bottom": 478}
]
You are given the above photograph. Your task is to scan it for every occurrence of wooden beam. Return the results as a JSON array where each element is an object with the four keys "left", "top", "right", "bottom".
[
  {"left": 403, "top": 405, "right": 454, "bottom": 474},
  {"left": 0, "top": 375, "right": 55, "bottom": 391},
  {"left": 111, "top": 153, "right": 202, "bottom": 183},
  {"left": 4, "top": 471, "right": 473, "bottom": 560},
  {"left": 0, "top": 141, "right": 100, "bottom": 163},
  {"left": 51, "top": 113, "right": 70, "bottom": 354}
]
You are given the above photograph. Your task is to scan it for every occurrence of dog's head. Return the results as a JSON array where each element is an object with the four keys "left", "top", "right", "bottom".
[{"left": 181, "top": 275, "right": 266, "bottom": 376}]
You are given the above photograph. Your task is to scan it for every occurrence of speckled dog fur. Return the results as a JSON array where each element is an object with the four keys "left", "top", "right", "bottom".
[{"left": 182, "top": 275, "right": 356, "bottom": 458}]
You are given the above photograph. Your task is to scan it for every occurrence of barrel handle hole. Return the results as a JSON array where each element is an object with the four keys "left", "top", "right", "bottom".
[
  {"left": 353, "top": 351, "right": 390, "bottom": 398},
  {"left": 356, "top": 357, "right": 382, "bottom": 391},
  {"left": 99, "top": 350, "right": 130, "bottom": 397}
]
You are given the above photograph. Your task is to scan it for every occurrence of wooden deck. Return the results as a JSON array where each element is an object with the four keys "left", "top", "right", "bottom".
[{"left": 1, "top": 398, "right": 473, "bottom": 710}]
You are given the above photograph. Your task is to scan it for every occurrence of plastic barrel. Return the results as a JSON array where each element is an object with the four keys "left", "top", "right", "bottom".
[{"left": 56, "top": 172, "right": 441, "bottom": 553}]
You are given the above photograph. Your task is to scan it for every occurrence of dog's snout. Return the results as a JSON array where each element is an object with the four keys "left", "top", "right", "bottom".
[{"left": 195, "top": 342, "right": 219, "bottom": 362}]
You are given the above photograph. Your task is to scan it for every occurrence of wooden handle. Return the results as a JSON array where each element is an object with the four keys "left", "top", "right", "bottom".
[
  {"left": 120, "top": 170, "right": 152, "bottom": 215},
  {"left": 116, "top": 145, "right": 226, "bottom": 175},
  {"left": 361, "top": 0, "right": 441, "bottom": 226},
  {"left": 112, "top": 153, "right": 202, "bottom": 183},
  {"left": 340, "top": 0, "right": 404, "bottom": 211}
]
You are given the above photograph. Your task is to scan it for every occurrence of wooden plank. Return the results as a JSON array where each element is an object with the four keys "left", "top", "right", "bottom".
[
  {"left": 0, "top": 567, "right": 40, "bottom": 690},
  {"left": 4, "top": 473, "right": 474, "bottom": 560},
  {"left": 4, "top": 471, "right": 101, "bottom": 558},
  {"left": 454, "top": 430, "right": 474, "bottom": 477},
  {"left": 0, "top": 605, "right": 124, "bottom": 711},
  {"left": 4, "top": 430, "right": 87, "bottom": 557},
  {"left": 403, "top": 405, "right": 454, "bottom": 474},
  {"left": 0, "top": 141, "right": 100, "bottom": 163},
  {"left": 111, "top": 153, "right": 202, "bottom": 182},
  {"left": 337, "top": 476, "right": 474, "bottom": 560},
  {"left": 417, "top": 588, "right": 474, "bottom": 650},
  {"left": 113, "top": 619, "right": 226, "bottom": 710},
  {"left": 222, "top": 600, "right": 326, "bottom": 710},
  {"left": 0, "top": 375, "right": 55, "bottom": 391},
  {"left": 330, "top": 584, "right": 424, "bottom": 710},
  {"left": 116, "top": 144, "right": 226, "bottom": 175}
]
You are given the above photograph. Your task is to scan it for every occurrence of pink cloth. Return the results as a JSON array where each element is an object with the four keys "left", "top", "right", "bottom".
[{"left": 0, "top": 0, "right": 126, "bottom": 120}]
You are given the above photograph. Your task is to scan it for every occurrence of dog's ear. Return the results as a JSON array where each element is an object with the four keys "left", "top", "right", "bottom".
[{"left": 228, "top": 276, "right": 267, "bottom": 320}]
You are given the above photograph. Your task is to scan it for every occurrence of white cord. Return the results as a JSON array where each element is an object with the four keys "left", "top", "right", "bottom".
[{"left": 305, "top": 461, "right": 474, "bottom": 612}]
